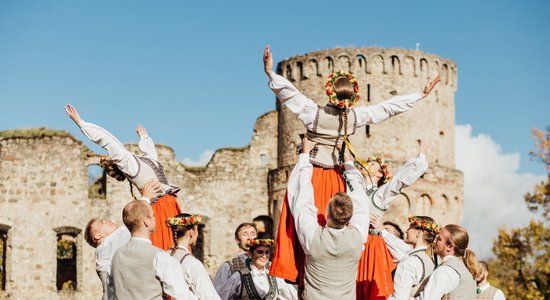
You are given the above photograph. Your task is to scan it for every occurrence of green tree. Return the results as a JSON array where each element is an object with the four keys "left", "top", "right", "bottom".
[{"left": 490, "top": 128, "right": 550, "bottom": 300}]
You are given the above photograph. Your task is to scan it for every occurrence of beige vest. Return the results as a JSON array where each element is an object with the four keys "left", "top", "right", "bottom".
[
  {"left": 440, "top": 256, "right": 477, "bottom": 300},
  {"left": 409, "top": 249, "right": 436, "bottom": 297},
  {"left": 111, "top": 239, "right": 163, "bottom": 300},
  {"left": 304, "top": 226, "right": 363, "bottom": 300},
  {"left": 476, "top": 285, "right": 499, "bottom": 300},
  {"left": 307, "top": 105, "right": 358, "bottom": 168},
  {"left": 126, "top": 155, "right": 180, "bottom": 201}
]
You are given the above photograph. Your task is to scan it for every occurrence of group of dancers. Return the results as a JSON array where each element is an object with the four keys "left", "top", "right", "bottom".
[{"left": 70, "top": 46, "right": 503, "bottom": 300}]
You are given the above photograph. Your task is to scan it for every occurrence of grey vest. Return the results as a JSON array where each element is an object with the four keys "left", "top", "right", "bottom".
[
  {"left": 111, "top": 239, "right": 163, "bottom": 300},
  {"left": 126, "top": 155, "right": 180, "bottom": 202},
  {"left": 409, "top": 249, "right": 436, "bottom": 298},
  {"left": 304, "top": 226, "right": 363, "bottom": 300},
  {"left": 307, "top": 105, "right": 358, "bottom": 168},
  {"left": 440, "top": 256, "right": 477, "bottom": 300},
  {"left": 476, "top": 285, "right": 499, "bottom": 300}
]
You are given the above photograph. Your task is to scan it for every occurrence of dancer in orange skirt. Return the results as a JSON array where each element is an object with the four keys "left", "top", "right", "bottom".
[
  {"left": 356, "top": 141, "right": 428, "bottom": 299},
  {"left": 65, "top": 104, "right": 181, "bottom": 250},
  {"left": 263, "top": 46, "right": 439, "bottom": 296}
]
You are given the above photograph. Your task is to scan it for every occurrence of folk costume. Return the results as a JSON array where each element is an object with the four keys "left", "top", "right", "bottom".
[
  {"left": 381, "top": 217, "right": 441, "bottom": 300},
  {"left": 95, "top": 226, "right": 131, "bottom": 300},
  {"left": 418, "top": 256, "right": 477, "bottom": 300},
  {"left": 218, "top": 239, "right": 298, "bottom": 300},
  {"left": 285, "top": 153, "right": 370, "bottom": 299},
  {"left": 267, "top": 70, "right": 425, "bottom": 287},
  {"left": 76, "top": 120, "right": 182, "bottom": 250},
  {"left": 166, "top": 215, "right": 220, "bottom": 300},
  {"left": 357, "top": 153, "right": 428, "bottom": 299},
  {"left": 110, "top": 237, "right": 191, "bottom": 300},
  {"left": 213, "top": 253, "right": 251, "bottom": 293}
]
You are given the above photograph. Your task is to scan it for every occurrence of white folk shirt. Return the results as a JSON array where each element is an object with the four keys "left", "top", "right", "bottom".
[
  {"left": 217, "top": 264, "right": 298, "bottom": 300},
  {"left": 381, "top": 231, "right": 428, "bottom": 300},
  {"left": 124, "top": 237, "right": 194, "bottom": 300},
  {"left": 77, "top": 119, "right": 159, "bottom": 178},
  {"left": 416, "top": 256, "right": 460, "bottom": 300},
  {"left": 288, "top": 153, "right": 370, "bottom": 254},
  {"left": 213, "top": 253, "right": 249, "bottom": 293},
  {"left": 170, "top": 247, "right": 220, "bottom": 300},
  {"left": 95, "top": 226, "right": 131, "bottom": 300},
  {"left": 477, "top": 283, "right": 506, "bottom": 300},
  {"left": 365, "top": 153, "right": 428, "bottom": 220},
  {"left": 267, "top": 71, "right": 423, "bottom": 131}
]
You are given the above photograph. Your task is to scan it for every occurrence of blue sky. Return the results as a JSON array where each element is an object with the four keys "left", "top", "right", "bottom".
[{"left": 1, "top": 0, "right": 548, "bottom": 175}]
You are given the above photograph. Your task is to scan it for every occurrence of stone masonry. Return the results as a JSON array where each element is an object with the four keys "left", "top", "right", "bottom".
[{"left": 0, "top": 47, "right": 463, "bottom": 299}]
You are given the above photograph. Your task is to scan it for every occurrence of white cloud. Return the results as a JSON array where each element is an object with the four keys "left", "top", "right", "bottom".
[
  {"left": 455, "top": 124, "right": 545, "bottom": 259},
  {"left": 181, "top": 149, "right": 215, "bottom": 167}
]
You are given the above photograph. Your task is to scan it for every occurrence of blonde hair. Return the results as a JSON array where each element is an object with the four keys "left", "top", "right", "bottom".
[{"left": 444, "top": 224, "right": 482, "bottom": 279}]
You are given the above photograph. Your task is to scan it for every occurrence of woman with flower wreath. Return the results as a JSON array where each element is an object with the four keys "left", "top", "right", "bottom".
[
  {"left": 371, "top": 215, "right": 440, "bottom": 300},
  {"left": 166, "top": 214, "right": 220, "bottom": 300},
  {"left": 218, "top": 238, "right": 298, "bottom": 300},
  {"left": 354, "top": 140, "right": 428, "bottom": 299},
  {"left": 65, "top": 104, "right": 182, "bottom": 250},
  {"left": 262, "top": 46, "right": 439, "bottom": 289}
]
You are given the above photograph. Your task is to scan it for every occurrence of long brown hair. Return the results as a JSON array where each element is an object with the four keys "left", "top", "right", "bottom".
[
  {"left": 444, "top": 224, "right": 481, "bottom": 279},
  {"left": 334, "top": 77, "right": 354, "bottom": 100}
]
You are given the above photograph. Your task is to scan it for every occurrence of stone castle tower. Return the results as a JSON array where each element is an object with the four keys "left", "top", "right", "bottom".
[{"left": 0, "top": 47, "right": 462, "bottom": 299}]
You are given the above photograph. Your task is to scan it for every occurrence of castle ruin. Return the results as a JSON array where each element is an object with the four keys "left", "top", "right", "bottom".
[{"left": 0, "top": 47, "right": 462, "bottom": 299}]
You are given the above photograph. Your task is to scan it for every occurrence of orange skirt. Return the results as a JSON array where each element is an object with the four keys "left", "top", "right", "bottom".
[
  {"left": 150, "top": 194, "right": 182, "bottom": 250},
  {"left": 356, "top": 235, "right": 395, "bottom": 299},
  {"left": 269, "top": 166, "right": 345, "bottom": 284}
]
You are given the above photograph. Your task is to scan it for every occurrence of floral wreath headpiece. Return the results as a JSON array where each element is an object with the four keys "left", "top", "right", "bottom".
[
  {"left": 408, "top": 216, "right": 441, "bottom": 234},
  {"left": 166, "top": 215, "right": 202, "bottom": 227},
  {"left": 366, "top": 155, "right": 391, "bottom": 184},
  {"left": 246, "top": 238, "right": 275, "bottom": 248},
  {"left": 99, "top": 156, "right": 126, "bottom": 182},
  {"left": 325, "top": 70, "right": 360, "bottom": 109}
]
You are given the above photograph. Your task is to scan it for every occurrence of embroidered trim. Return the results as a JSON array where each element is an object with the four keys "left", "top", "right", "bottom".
[
  {"left": 240, "top": 271, "right": 278, "bottom": 300},
  {"left": 351, "top": 108, "right": 357, "bottom": 135},
  {"left": 367, "top": 188, "right": 386, "bottom": 212},
  {"left": 309, "top": 159, "right": 338, "bottom": 169},
  {"left": 312, "top": 105, "right": 321, "bottom": 133},
  {"left": 125, "top": 155, "right": 142, "bottom": 179},
  {"left": 138, "top": 156, "right": 169, "bottom": 184}
]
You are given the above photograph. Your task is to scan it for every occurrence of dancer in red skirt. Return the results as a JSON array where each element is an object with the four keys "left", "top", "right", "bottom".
[
  {"left": 263, "top": 46, "right": 439, "bottom": 299},
  {"left": 65, "top": 104, "right": 181, "bottom": 251}
]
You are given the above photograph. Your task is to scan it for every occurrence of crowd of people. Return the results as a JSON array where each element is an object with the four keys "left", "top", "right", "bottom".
[{"left": 71, "top": 46, "right": 506, "bottom": 299}]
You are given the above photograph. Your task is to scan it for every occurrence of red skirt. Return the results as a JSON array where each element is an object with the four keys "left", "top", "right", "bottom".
[
  {"left": 356, "top": 234, "right": 396, "bottom": 299},
  {"left": 150, "top": 194, "right": 182, "bottom": 250},
  {"left": 269, "top": 166, "right": 346, "bottom": 284}
]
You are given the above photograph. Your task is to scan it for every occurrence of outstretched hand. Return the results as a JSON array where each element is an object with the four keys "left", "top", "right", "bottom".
[
  {"left": 64, "top": 104, "right": 82, "bottom": 125},
  {"left": 422, "top": 75, "right": 441, "bottom": 98},
  {"left": 263, "top": 45, "right": 273, "bottom": 76},
  {"left": 136, "top": 124, "right": 148, "bottom": 138},
  {"left": 141, "top": 179, "right": 161, "bottom": 200}
]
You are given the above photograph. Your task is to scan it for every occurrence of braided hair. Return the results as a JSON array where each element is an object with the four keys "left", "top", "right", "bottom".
[{"left": 168, "top": 213, "right": 194, "bottom": 256}]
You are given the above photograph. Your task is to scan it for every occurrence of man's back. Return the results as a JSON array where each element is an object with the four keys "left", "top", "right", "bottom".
[
  {"left": 305, "top": 226, "right": 363, "bottom": 300},
  {"left": 111, "top": 239, "right": 163, "bottom": 300}
]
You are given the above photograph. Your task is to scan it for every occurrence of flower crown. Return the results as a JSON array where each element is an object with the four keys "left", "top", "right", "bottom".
[
  {"left": 325, "top": 70, "right": 360, "bottom": 108},
  {"left": 408, "top": 216, "right": 441, "bottom": 234},
  {"left": 166, "top": 215, "right": 202, "bottom": 227},
  {"left": 246, "top": 238, "right": 275, "bottom": 248},
  {"left": 367, "top": 155, "right": 391, "bottom": 184},
  {"left": 99, "top": 156, "right": 126, "bottom": 182}
]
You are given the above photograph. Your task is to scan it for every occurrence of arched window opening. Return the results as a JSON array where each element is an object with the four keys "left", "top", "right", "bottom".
[{"left": 55, "top": 227, "right": 81, "bottom": 291}]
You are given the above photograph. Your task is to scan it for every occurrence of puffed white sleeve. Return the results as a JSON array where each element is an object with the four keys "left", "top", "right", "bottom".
[
  {"left": 389, "top": 255, "right": 423, "bottom": 300},
  {"left": 354, "top": 92, "right": 423, "bottom": 127},
  {"left": 275, "top": 277, "right": 298, "bottom": 300},
  {"left": 138, "top": 135, "right": 158, "bottom": 161},
  {"left": 417, "top": 265, "right": 459, "bottom": 300},
  {"left": 381, "top": 230, "right": 412, "bottom": 262},
  {"left": 217, "top": 271, "right": 242, "bottom": 300},
  {"left": 287, "top": 153, "right": 319, "bottom": 254},
  {"left": 212, "top": 262, "right": 231, "bottom": 293},
  {"left": 268, "top": 72, "right": 318, "bottom": 130},
  {"left": 343, "top": 160, "right": 370, "bottom": 244},
  {"left": 154, "top": 252, "right": 193, "bottom": 300},
  {"left": 78, "top": 120, "right": 140, "bottom": 177},
  {"left": 375, "top": 153, "right": 428, "bottom": 210}
]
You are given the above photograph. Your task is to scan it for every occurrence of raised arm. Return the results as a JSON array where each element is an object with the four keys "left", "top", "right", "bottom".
[
  {"left": 136, "top": 124, "right": 158, "bottom": 161},
  {"left": 287, "top": 139, "right": 320, "bottom": 254},
  {"left": 354, "top": 76, "right": 440, "bottom": 127},
  {"left": 264, "top": 45, "right": 317, "bottom": 129},
  {"left": 374, "top": 141, "right": 429, "bottom": 210},
  {"left": 64, "top": 104, "right": 139, "bottom": 177},
  {"left": 343, "top": 152, "right": 370, "bottom": 244}
]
